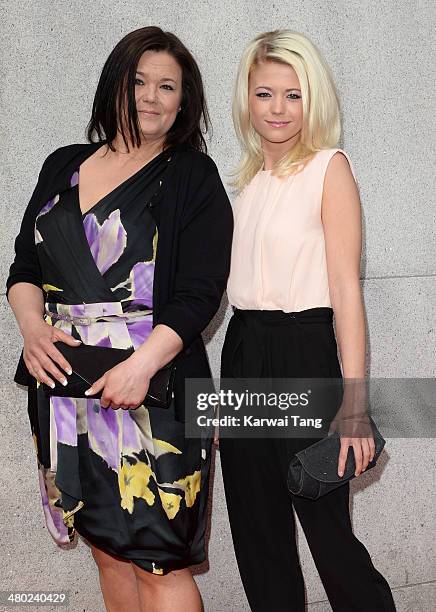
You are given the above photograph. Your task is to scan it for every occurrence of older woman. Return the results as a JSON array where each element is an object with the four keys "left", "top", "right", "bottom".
[{"left": 6, "top": 26, "right": 233, "bottom": 612}]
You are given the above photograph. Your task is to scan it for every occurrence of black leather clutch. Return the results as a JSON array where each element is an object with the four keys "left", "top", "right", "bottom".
[
  {"left": 42, "top": 341, "right": 176, "bottom": 409},
  {"left": 287, "top": 416, "right": 386, "bottom": 499}
]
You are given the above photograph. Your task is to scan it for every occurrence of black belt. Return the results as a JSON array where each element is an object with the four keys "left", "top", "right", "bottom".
[{"left": 232, "top": 306, "right": 333, "bottom": 325}]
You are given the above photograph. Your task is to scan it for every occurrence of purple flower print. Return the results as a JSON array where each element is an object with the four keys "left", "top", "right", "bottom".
[
  {"left": 131, "top": 262, "right": 154, "bottom": 302},
  {"left": 87, "top": 399, "right": 120, "bottom": 472},
  {"left": 111, "top": 261, "right": 155, "bottom": 304},
  {"left": 126, "top": 317, "right": 153, "bottom": 349},
  {"left": 37, "top": 466, "right": 70, "bottom": 545},
  {"left": 51, "top": 396, "right": 77, "bottom": 447},
  {"left": 38, "top": 194, "right": 59, "bottom": 217},
  {"left": 70, "top": 171, "right": 79, "bottom": 187},
  {"left": 83, "top": 209, "right": 127, "bottom": 275},
  {"left": 35, "top": 195, "right": 60, "bottom": 244}
]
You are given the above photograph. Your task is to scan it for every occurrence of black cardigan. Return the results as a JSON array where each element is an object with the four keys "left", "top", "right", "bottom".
[{"left": 6, "top": 142, "right": 234, "bottom": 419}]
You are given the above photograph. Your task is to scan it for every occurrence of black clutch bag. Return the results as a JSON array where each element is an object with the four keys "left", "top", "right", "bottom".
[
  {"left": 42, "top": 341, "right": 176, "bottom": 409},
  {"left": 287, "top": 416, "right": 386, "bottom": 499}
]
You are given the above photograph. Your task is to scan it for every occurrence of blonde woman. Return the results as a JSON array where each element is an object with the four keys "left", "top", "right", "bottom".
[{"left": 219, "top": 31, "right": 396, "bottom": 611}]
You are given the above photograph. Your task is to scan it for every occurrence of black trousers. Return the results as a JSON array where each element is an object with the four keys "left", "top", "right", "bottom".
[{"left": 219, "top": 308, "right": 396, "bottom": 612}]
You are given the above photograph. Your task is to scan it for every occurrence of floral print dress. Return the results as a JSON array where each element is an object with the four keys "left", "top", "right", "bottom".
[{"left": 31, "top": 150, "right": 208, "bottom": 574}]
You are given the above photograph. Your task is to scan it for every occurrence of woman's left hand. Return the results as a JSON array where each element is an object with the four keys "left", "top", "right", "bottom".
[
  {"left": 85, "top": 354, "right": 151, "bottom": 410},
  {"left": 337, "top": 435, "right": 375, "bottom": 478}
]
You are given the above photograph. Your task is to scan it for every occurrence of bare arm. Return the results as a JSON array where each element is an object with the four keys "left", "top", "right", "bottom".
[
  {"left": 7, "top": 282, "right": 81, "bottom": 387},
  {"left": 126, "top": 323, "right": 183, "bottom": 380},
  {"left": 322, "top": 151, "right": 374, "bottom": 476},
  {"left": 322, "top": 152, "right": 366, "bottom": 379},
  {"left": 8, "top": 282, "right": 45, "bottom": 335}
]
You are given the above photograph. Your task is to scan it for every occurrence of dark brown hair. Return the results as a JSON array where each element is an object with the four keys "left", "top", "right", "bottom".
[{"left": 86, "top": 26, "right": 210, "bottom": 152}]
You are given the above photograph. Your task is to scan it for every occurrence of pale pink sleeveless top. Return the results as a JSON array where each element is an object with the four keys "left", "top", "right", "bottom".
[{"left": 226, "top": 148, "right": 357, "bottom": 312}]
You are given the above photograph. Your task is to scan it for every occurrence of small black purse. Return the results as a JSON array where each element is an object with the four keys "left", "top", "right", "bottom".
[
  {"left": 42, "top": 341, "right": 176, "bottom": 409},
  {"left": 287, "top": 416, "right": 386, "bottom": 499}
]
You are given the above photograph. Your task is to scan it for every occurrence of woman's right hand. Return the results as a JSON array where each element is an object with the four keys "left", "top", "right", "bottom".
[{"left": 22, "top": 318, "right": 81, "bottom": 388}]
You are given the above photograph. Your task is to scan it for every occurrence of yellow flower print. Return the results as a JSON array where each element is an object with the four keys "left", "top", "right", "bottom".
[
  {"left": 175, "top": 471, "right": 201, "bottom": 508},
  {"left": 158, "top": 489, "right": 182, "bottom": 520},
  {"left": 62, "top": 501, "right": 85, "bottom": 528},
  {"left": 151, "top": 228, "right": 158, "bottom": 261},
  {"left": 153, "top": 438, "right": 182, "bottom": 455},
  {"left": 42, "top": 283, "right": 63, "bottom": 293},
  {"left": 152, "top": 562, "right": 163, "bottom": 575},
  {"left": 118, "top": 458, "right": 156, "bottom": 514}
]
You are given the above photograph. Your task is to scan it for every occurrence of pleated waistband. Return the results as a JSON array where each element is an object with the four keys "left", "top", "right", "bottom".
[
  {"left": 223, "top": 307, "right": 337, "bottom": 378},
  {"left": 232, "top": 306, "right": 333, "bottom": 325}
]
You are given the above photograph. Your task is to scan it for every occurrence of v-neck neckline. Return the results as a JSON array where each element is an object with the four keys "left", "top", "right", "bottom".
[{"left": 77, "top": 145, "right": 168, "bottom": 218}]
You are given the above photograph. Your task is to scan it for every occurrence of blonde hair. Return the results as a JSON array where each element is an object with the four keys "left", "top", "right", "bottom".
[{"left": 231, "top": 30, "right": 341, "bottom": 190}]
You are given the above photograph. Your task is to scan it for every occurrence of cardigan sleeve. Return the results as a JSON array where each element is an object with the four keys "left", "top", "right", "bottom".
[
  {"left": 154, "top": 167, "right": 234, "bottom": 348},
  {"left": 5, "top": 151, "right": 57, "bottom": 302}
]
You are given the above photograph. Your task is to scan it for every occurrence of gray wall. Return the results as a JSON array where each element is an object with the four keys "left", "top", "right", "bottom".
[{"left": 1, "top": 1, "right": 434, "bottom": 611}]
